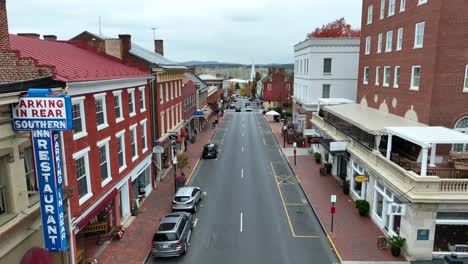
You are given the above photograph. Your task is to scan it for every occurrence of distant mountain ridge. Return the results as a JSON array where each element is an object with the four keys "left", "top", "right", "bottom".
[{"left": 180, "top": 60, "right": 293, "bottom": 68}]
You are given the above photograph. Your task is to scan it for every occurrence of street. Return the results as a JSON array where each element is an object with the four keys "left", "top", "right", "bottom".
[{"left": 147, "top": 99, "right": 338, "bottom": 264}]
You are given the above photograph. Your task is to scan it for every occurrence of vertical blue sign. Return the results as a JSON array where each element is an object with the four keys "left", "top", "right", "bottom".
[
  {"left": 32, "top": 130, "right": 67, "bottom": 251},
  {"left": 12, "top": 88, "right": 71, "bottom": 252}
]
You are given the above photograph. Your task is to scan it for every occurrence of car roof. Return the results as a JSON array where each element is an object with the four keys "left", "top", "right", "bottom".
[
  {"left": 175, "top": 187, "right": 196, "bottom": 196},
  {"left": 204, "top": 143, "right": 217, "bottom": 148}
]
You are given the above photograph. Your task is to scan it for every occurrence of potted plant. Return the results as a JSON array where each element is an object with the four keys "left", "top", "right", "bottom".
[
  {"left": 355, "top": 199, "right": 370, "bottom": 216},
  {"left": 388, "top": 235, "right": 406, "bottom": 257},
  {"left": 131, "top": 200, "right": 139, "bottom": 216},
  {"left": 111, "top": 225, "right": 126, "bottom": 240},
  {"left": 342, "top": 180, "right": 350, "bottom": 195},
  {"left": 324, "top": 163, "right": 332, "bottom": 174},
  {"left": 314, "top": 152, "right": 321, "bottom": 164}
]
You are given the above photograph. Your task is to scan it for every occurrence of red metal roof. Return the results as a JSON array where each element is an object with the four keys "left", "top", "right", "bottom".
[{"left": 9, "top": 34, "right": 151, "bottom": 82}]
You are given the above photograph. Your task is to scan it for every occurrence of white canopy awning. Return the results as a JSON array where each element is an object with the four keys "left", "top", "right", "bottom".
[
  {"left": 386, "top": 126, "right": 468, "bottom": 148},
  {"left": 265, "top": 110, "right": 280, "bottom": 116},
  {"left": 318, "top": 98, "right": 354, "bottom": 105}
]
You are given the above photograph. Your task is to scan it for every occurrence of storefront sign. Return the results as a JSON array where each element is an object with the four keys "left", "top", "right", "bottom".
[
  {"left": 12, "top": 90, "right": 72, "bottom": 131},
  {"left": 193, "top": 111, "right": 204, "bottom": 116},
  {"left": 354, "top": 175, "right": 369, "bottom": 183},
  {"left": 417, "top": 229, "right": 430, "bottom": 240},
  {"left": 303, "top": 129, "right": 319, "bottom": 136},
  {"left": 12, "top": 89, "right": 71, "bottom": 252},
  {"left": 330, "top": 141, "right": 348, "bottom": 151},
  {"left": 387, "top": 203, "right": 406, "bottom": 216}
]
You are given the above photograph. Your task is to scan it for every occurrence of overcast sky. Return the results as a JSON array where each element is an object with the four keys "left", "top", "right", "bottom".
[{"left": 7, "top": 0, "right": 362, "bottom": 64}]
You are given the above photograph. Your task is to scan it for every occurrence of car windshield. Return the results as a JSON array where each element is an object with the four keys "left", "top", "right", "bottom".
[
  {"left": 175, "top": 196, "right": 191, "bottom": 202},
  {"left": 153, "top": 233, "right": 178, "bottom": 242},
  {"left": 158, "top": 222, "right": 176, "bottom": 231}
]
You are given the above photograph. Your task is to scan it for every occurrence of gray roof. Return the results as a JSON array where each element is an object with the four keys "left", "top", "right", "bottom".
[
  {"left": 184, "top": 73, "right": 208, "bottom": 91},
  {"left": 130, "top": 43, "right": 185, "bottom": 68},
  {"left": 294, "top": 37, "right": 360, "bottom": 52}
]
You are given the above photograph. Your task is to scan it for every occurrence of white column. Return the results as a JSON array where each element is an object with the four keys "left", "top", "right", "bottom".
[
  {"left": 386, "top": 134, "right": 393, "bottom": 159},
  {"left": 429, "top": 143, "right": 437, "bottom": 167},
  {"left": 421, "top": 147, "right": 429, "bottom": 176}
]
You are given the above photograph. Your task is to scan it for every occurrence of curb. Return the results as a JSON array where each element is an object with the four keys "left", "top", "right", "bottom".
[{"left": 262, "top": 116, "right": 343, "bottom": 263}]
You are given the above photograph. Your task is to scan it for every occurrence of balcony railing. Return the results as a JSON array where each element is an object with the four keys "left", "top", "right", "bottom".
[{"left": 311, "top": 113, "right": 468, "bottom": 200}]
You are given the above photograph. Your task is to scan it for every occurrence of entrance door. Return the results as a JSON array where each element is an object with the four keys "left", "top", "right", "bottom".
[
  {"left": 119, "top": 183, "right": 130, "bottom": 219},
  {"left": 338, "top": 158, "right": 348, "bottom": 181}
]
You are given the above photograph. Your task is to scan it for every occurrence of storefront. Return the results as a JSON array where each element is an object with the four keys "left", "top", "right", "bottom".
[
  {"left": 349, "top": 159, "right": 368, "bottom": 200},
  {"left": 131, "top": 164, "right": 152, "bottom": 204},
  {"left": 433, "top": 212, "right": 468, "bottom": 254},
  {"left": 118, "top": 182, "right": 130, "bottom": 221},
  {"left": 318, "top": 138, "right": 348, "bottom": 180},
  {"left": 371, "top": 180, "right": 403, "bottom": 236}
]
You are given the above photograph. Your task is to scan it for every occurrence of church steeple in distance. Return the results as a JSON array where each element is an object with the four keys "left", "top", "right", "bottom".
[{"left": 250, "top": 60, "right": 256, "bottom": 82}]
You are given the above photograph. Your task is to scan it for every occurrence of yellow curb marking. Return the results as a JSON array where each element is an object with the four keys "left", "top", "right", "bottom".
[{"left": 326, "top": 234, "right": 343, "bottom": 262}]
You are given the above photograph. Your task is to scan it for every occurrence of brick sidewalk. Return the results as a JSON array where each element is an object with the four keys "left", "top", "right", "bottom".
[
  {"left": 266, "top": 116, "right": 407, "bottom": 262},
  {"left": 98, "top": 115, "right": 223, "bottom": 264}
]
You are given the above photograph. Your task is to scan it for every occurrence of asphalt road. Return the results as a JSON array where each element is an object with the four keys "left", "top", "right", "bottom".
[{"left": 147, "top": 98, "right": 338, "bottom": 264}]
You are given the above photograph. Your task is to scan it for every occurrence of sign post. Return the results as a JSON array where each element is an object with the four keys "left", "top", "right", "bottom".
[
  {"left": 12, "top": 88, "right": 72, "bottom": 252},
  {"left": 283, "top": 125, "right": 287, "bottom": 148},
  {"left": 330, "top": 195, "right": 336, "bottom": 233},
  {"left": 293, "top": 142, "right": 297, "bottom": 166}
]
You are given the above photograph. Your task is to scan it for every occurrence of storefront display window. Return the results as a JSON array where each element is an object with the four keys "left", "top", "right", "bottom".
[
  {"left": 373, "top": 180, "right": 403, "bottom": 236},
  {"left": 351, "top": 160, "right": 365, "bottom": 199},
  {"left": 434, "top": 225, "right": 468, "bottom": 252},
  {"left": 375, "top": 191, "right": 384, "bottom": 219}
]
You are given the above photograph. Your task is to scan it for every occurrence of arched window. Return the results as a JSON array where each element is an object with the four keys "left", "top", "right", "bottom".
[{"left": 453, "top": 117, "right": 468, "bottom": 151}]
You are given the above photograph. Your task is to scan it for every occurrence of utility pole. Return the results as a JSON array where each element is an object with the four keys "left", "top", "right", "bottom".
[{"left": 98, "top": 16, "right": 102, "bottom": 37}]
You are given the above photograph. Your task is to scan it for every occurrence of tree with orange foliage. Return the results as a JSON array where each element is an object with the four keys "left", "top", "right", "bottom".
[{"left": 307, "top": 18, "right": 360, "bottom": 38}]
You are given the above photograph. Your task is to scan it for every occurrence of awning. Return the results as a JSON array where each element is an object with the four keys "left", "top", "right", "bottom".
[
  {"left": 323, "top": 103, "right": 426, "bottom": 135},
  {"left": 199, "top": 107, "right": 212, "bottom": 120},
  {"left": 386, "top": 126, "right": 468, "bottom": 148},
  {"left": 77, "top": 188, "right": 118, "bottom": 229},
  {"left": 319, "top": 138, "right": 348, "bottom": 157}
]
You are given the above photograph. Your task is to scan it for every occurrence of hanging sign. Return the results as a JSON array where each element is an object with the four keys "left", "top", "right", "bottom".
[
  {"left": 12, "top": 89, "right": 71, "bottom": 252},
  {"left": 354, "top": 175, "right": 369, "bottom": 183},
  {"left": 387, "top": 203, "right": 406, "bottom": 216}
]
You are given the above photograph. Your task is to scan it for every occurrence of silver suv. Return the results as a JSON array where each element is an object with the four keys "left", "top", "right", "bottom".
[
  {"left": 151, "top": 212, "right": 193, "bottom": 258},
  {"left": 172, "top": 187, "right": 202, "bottom": 213}
]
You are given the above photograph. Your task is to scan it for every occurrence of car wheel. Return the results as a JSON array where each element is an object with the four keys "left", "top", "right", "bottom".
[
  {"left": 192, "top": 204, "right": 197, "bottom": 214},
  {"left": 182, "top": 242, "right": 187, "bottom": 255}
]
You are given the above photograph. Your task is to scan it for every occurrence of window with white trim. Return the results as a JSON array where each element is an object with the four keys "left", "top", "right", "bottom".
[
  {"left": 139, "top": 86, "right": 146, "bottom": 112},
  {"left": 166, "top": 110, "right": 170, "bottom": 131},
  {"left": 453, "top": 117, "right": 468, "bottom": 151},
  {"left": 97, "top": 138, "right": 111, "bottom": 187},
  {"left": 375, "top": 66, "right": 381, "bottom": 85},
  {"left": 159, "top": 84, "right": 163, "bottom": 103},
  {"left": 418, "top": 0, "right": 427, "bottom": 5},
  {"left": 377, "top": 33, "right": 383, "bottom": 53},
  {"left": 383, "top": 66, "right": 391, "bottom": 87},
  {"left": 411, "top": 65, "right": 421, "bottom": 90},
  {"left": 128, "top": 89, "right": 135, "bottom": 116},
  {"left": 414, "top": 22, "right": 425, "bottom": 48},
  {"left": 388, "top": 0, "right": 395, "bottom": 16},
  {"left": 0, "top": 156, "right": 10, "bottom": 215},
  {"left": 394, "top": 66, "right": 400, "bottom": 88},
  {"left": 386, "top": 31, "right": 393, "bottom": 52},
  {"left": 396, "top": 28, "right": 403, "bottom": 51},
  {"left": 175, "top": 106, "right": 179, "bottom": 125},
  {"left": 160, "top": 112, "right": 165, "bottom": 135},
  {"left": 380, "top": 0, "right": 385, "bottom": 19},
  {"left": 363, "top": 67, "right": 370, "bottom": 84},
  {"left": 73, "top": 147, "right": 92, "bottom": 204},
  {"left": 72, "top": 97, "right": 87, "bottom": 139},
  {"left": 170, "top": 82, "right": 174, "bottom": 100},
  {"left": 171, "top": 106, "right": 175, "bottom": 127},
  {"left": 94, "top": 93, "right": 108, "bottom": 130},
  {"left": 141, "top": 120, "right": 148, "bottom": 153},
  {"left": 23, "top": 146, "right": 38, "bottom": 204},
  {"left": 464, "top": 65, "right": 468, "bottom": 91},
  {"left": 130, "top": 125, "right": 138, "bottom": 161},
  {"left": 268, "top": 84, "right": 272, "bottom": 90},
  {"left": 113, "top": 91, "right": 123, "bottom": 123},
  {"left": 116, "top": 130, "right": 126, "bottom": 172},
  {"left": 322, "top": 84, "right": 331, "bottom": 98},
  {"left": 365, "top": 36, "right": 371, "bottom": 55},
  {"left": 165, "top": 83, "right": 169, "bottom": 102},
  {"left": 400, "top": 0, "right": 406, "bottom": 12},
  {"left": 178, "top": 81, "right": 181, "bottom": 98},
  {"left": 323, "top": 58, "right": 332, "bottom": 74},
  {"left": 367, "top": 5, "right": 373, "bottom": 24}
]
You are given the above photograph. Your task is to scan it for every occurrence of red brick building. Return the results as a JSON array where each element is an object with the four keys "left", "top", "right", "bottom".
[
  {"left": 181, "top": 79, "right": 197, "bottom": 139},
  {"left": 71, "top": 32, "right": 187, "bottom": 178},
  {"left": 260, "top": 68, "right": 293, "bottom": 108},
  {"left": 1, "top": 27, "right": 152, "bottom": 262},
  {"left": 358, "top": 0, "right": 468, "bottom": 135}
]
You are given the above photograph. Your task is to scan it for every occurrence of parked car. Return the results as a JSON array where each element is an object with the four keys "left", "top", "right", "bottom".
[
  {"left": 202, "top": 143, "right": 218, "bottom": 159},
  {"left": 245, "top": 106, "right": 252, "bottom": 112},
  {"left": 245, "top": 102, "right": 251, "bottom": 107},
  {"left": 249, "top": 98, "right": 254, "bottom": 101},
  {"left": 172, "top": 186, "right": 203, "bottom": 213},
  {"left": 230, "top": 103, "right": 236, "bottom": 109},
  {"left": 235, "top": 106, "right": 241, "bottom": 112},
  {"left": 151, "top": 212, "right": 193, "bottom": 258}
]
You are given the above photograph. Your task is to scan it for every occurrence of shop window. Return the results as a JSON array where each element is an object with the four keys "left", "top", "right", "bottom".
[
  {"left": 375, "top": 191, "right": 384, "bottom": 219},
  {"left": 434, "top": 225, "right": 468, "bottom": 252}
]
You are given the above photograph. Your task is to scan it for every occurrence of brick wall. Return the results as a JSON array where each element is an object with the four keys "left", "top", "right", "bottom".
[
  {"left": 0, "top": 0, "right": 8, "bottom": 50},
  {"left": 262, "top": 68, "right": 293, "bottom": 105},
  {"left": 357, "top": 0, "right": 442, "bottom": 124},
  {"left": 0, "top": 49, "right": 54, "bottom": 83}
]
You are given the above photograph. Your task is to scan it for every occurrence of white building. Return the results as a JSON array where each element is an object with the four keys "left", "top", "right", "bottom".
[{"left": 293, "top": 38, "right": 359, "bottom": 132}]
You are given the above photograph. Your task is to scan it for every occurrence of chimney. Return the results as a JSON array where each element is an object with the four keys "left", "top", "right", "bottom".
[
  {"left": 0, "top": 0, "right": 9, "bottom": 50},
  {"left": 17, "top": 33, "right": 40, "bottom": 39},
  {"left": 118, "top": 34, "right": 131, "bottom": 61},
  {"left": 154, "top": 39, "right": 164, "bottom": 56},
  {"left": 43, "top": 35, "right": 57, "bottom": 41}
]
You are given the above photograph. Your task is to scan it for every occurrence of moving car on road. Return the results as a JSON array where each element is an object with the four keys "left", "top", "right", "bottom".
[
  {"left": 235, "top": 106, "right": 241, "bottom": 112},
  {"left": 151, "top": 212, "right": 193, "bottom": 258},
  {"left": 172, "top": 187, "right": 203, "bottom": 213},
  {"left": 245, "top": 106, "right": 252, "bottom": 112},
  {"left": 202, "top": 143, "right": 218, "bottom": 159}
]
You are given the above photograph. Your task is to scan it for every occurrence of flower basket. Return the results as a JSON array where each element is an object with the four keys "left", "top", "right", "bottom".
[{"left": 112, "top": 225, "right": 126, "bottom": 240}]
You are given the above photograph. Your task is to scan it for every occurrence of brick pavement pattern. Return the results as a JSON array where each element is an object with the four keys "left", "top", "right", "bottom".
[
  {"left": 267, "top": 116, "right": 405, "bottom": 262},
  {"left": 98, "top": 115, "right": 223, "bottom": 264}
]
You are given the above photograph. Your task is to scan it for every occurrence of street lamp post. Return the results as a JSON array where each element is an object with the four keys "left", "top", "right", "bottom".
[
  {"left": 172, "top": 141, "right": 177, "bottom": 193},
  {"left": 293, "top": 142, "right": 297, "bottom": 166},
  {"left": 283, "top": 125, "right": 287, "bottom": 148}
]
